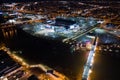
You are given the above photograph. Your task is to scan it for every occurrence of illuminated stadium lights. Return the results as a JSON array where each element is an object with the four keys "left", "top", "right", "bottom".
[
  {"left": 8, "top": 19, "right": 16, "bottom": 23},
  {"left": 35, "top": 29, "right": 55, "bottom": 35},
  {"left": 95, "top": 28, "right": 105, "bottom": 34},
  {"left": 97, "top": 20, "right": 104, "bottom": 24},
  {"left": 21, "top": 17, "right": 97, "bottom": 39},
  {"left": 87, "top": 17, "right": 97, "bottom": 26}
]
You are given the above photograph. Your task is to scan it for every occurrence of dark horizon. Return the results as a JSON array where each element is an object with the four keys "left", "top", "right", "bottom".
[{"left": 1, "top": 0, "right": 120, "bottom": 3}]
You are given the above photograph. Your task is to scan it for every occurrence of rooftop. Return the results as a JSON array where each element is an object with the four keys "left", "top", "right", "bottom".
[{"left": 0, "top": 50, "right": 21, "bottom": 77}]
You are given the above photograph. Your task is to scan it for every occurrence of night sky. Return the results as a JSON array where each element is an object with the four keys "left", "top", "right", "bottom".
[
  {"left": 1, "top": 0, "right": 119, "bottom": 3},
  {"left": 1, "top": 0, "right": 37, "bottom": 3}
]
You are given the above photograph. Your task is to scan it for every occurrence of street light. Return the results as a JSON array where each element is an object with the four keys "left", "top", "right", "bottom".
[{"left": 89, "top": 69, "right": 92, "bottom": 74}]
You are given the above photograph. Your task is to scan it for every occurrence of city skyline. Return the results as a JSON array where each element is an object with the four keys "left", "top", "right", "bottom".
[{"left": 0, "top": 1, "right": 120, "bottom": 80}]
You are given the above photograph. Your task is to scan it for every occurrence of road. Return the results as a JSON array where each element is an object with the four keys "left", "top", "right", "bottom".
[
  {"left": 82, "top": 36, "right": 98, "bottom": 80},
  {"left": 63, "top": 25, "right": 98, "bottom": 43}
]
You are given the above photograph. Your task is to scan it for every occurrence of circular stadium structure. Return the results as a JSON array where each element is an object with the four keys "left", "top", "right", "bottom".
[
  {"left": 20, "top": 17, "right": 97, "bottom": 40},
  {"left": 12, "top": 17, "right": 98, "bottom": 56}
]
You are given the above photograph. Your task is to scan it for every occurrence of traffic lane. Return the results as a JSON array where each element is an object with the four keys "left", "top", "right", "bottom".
[
  {"left": 89, "top": 51, "right": 120, "bottom": 80},
  {"left": 75, "top": 49, "right": 90, "bottom": 80}
]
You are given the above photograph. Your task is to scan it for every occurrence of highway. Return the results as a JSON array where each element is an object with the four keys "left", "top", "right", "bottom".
[
  {"left": 62, "top": 25, "right": 98, "bottom": 43},
  {"left": 82, "top": 36, "right": 98, "bottom": 80},
  {"left": 71, "top": 27, "right": 97, "bottom": 41}
]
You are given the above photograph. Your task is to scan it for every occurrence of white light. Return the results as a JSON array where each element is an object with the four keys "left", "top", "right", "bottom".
[
  {"left": 90, "top": 63, "right": 92, "bottom": 66},
  {"left": 91, "top": 59, "right": 94, "bottom": 64},
  {"left": 70, "top": 25, "right": 75, "bottom": 29},
  {"left": 86, "top": 35, "right": 95, "bottom": 39},
  {"left": 3, "top": 78, "right": 8, "bottom": 80},
  {"left": 89, "top": 69, "right": 92, "bottom": 74},
  {"left": 9, "top": 19, "right": 16, "bottom": 23},
  {"left": 109, "top": 49, "right": 112, "bottom": 52},
  {"left": 16, "top": 79, "right": 19, "bottom": 80},
  {"left": 1, "top": 61, "right": 4, "bottom": 63},
  {"left": 97, "top": 20, "right": 104, "bottom": 24},
  {"left": 0, "top": 76, "right": 4, "bottom": 79}
]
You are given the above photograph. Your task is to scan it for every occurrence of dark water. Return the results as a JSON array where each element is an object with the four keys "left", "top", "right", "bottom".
[
  {"left": 0, "top": 27, "right": 88, "bottom": 80},
  {"left": 90, "top": 44, "right": 120, "bottom": 80}
]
